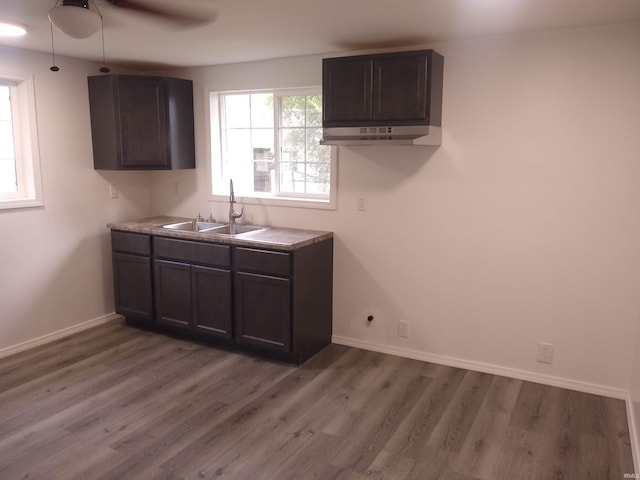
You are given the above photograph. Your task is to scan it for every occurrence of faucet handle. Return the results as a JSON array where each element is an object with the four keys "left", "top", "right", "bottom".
[
  {"left": 207, "top": 213, "right": 215, "bottom": 222},
  {"left": 196, "top": 212, "right": 204, "bottom": 222},
  {"left": 230, "top": 206, "right": 244, "bottom": 220}
]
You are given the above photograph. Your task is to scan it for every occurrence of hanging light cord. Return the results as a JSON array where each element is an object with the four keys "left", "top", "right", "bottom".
[
  {"left": 49, "top": 20, "right": 59, "bottom": 71},
  {"left": 49, "top": 0, "right": 60, "bottom": 71},
  {"left": 91, "top": 0, "right": 110, "bottom": 72}
]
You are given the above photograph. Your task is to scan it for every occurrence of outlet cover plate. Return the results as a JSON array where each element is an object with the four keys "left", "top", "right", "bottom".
[
  {"left": 398, "top": 321, "right": 409, "bottom": 338},
  {"left": 537, "top": 342, "right": 554, "bottom": 364}
]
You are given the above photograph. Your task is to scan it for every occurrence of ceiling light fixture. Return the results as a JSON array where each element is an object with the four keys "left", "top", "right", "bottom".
[
  {"left": 47, "top": 0, "right": 110, "bottom": 73},
  {"left": 49, "top": 0, "right": 101, "bottom": 39},
  {"left": 0, "top": 22, "right": 27, "bottom": 37}
]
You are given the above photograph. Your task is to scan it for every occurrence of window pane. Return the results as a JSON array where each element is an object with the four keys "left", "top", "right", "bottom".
[
  {"left": 250, "top": 94, "right": 273, "bottom": 128},
  {"left": 225, "top": 128, "right": 252, "bottom": 192},
  {"left": 306, "top": 181, "right": 329, "bottom": 195},
  {"left": 224, "top": 94, "right": 250, "bottom": 128},
  {"left": 225, "top": 129, "right": 251, "bottom": 162},
  {"left": 306, "top": 95, "right": 322, "bottom": 127},
  {"left": 253, "top": 147, "right": 274, "bottom": 193},
  {"left": 0, "top": 86, "right": 11, "bottom": 121},
  {"left": 278, "top": 95, "right": 331, "bottom": 196},
  {"left": 250, "top": 129, "right": 274, "bottom": 193},
  {"left": 281, "top": 96, "right": 305, "bottom": 128},
  {"left": 306, "top": 160, "right": 331, "bottom": 193},
  {"left": 279, "top": 162, "right": 307, "bottom": 193},
  {"left": 0, "top": 158, "right": 17, "bottom": 192},
  {"left": 251, "top": 128, "right": 274, "bottom": 152},
  {"left": 281, "top": 128, "right": 305, "bottom": 163},
  {"left": 0, "top": 122, "right": 15, "bottom": 159},
  {"left": 0, "top": 85, "right": 17, "bottom": 194},
  {"left": 306, "top": 128, "right": 328, "bottom": 160}
]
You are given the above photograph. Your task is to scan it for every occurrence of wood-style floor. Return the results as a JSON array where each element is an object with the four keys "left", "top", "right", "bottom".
[{"left": 0, "top": 320, "right": 634, "bottom": 480}]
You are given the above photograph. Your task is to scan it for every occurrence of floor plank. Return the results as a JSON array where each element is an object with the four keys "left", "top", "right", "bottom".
[{"left": 0, "top": 319, "right": 634, "bottom": 480}]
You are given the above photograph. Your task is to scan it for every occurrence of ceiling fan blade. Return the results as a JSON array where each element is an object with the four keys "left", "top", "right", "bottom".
[{"left": 105, "top": 0, "right": 217, "bottom": 27}]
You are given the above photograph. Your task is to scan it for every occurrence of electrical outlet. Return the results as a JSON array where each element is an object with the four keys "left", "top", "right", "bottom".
[
  {"left": 109, "top": 184, "right": 118, "bottom": 199},
  {"left": 537, "top": 342, "right": 554, "bottom": 364},
  {"left": 357, "top": 197, "right": 368, "bottom": 211},
  {"left": 398, "top": 321, "right": 409, "bottom": 338}
]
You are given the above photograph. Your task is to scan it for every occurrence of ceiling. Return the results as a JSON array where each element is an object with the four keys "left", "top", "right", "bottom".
[{"left": 1, "top": 0, "right": 639, "bottom": 69}]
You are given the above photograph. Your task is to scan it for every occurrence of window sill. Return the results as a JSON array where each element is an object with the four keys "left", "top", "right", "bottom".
[
  {"left": 0, "top": 197, "right": 44, "bottom": 210},
  {"left": 209, "top": 193, "right": 336, "bottom": 211}
]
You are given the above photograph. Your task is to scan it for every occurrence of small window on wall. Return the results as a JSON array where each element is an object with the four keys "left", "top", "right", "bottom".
[
  {"left": 0, "top": 76, "right": 43, "bottom": 209},
  {"left": 210, "top": 89, "right": 337, "bottom": 209}
]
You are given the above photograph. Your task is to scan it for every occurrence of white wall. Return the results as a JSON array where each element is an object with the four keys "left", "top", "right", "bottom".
[
  {"left": 150, "top": 22, "right": 640, "bottom": 394},
  {"left": 0, "top": 46, "right": 152, "bottom": 352},
  {"left": 1, "top": 21, "right": 638, "bottom": 402}
]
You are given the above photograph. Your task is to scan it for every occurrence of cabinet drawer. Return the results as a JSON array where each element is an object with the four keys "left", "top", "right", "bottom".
[
  {"left": 154, "top": 237, "right": 230, "bottom": 267},
  {"left": 112, "top": 231, "right": 151, "bottom": 256},
  {"left": 235, "top": 247, "right": 291, "bottom": 277}
]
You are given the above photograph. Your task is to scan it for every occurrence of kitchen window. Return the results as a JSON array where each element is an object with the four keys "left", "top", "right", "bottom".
[
  {"left": 0, "top": 76, "right": 43, "bottom": 210},
  {"left": 210, "top": 89, "right": 337, "bottom": 209}
]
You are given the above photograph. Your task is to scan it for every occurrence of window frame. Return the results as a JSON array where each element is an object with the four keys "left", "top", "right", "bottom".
[
  {"left": 208, "top": 88, "right": 337, "bottom": 210},
  {"left": 0, "top": 75, "right": 44, "bottom": 210}
]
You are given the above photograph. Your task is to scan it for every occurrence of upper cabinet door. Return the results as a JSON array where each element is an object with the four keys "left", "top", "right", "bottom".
[
  {"left": 88, "top": 75, "right": 195, "bottom": 170},
  {"left": 117, "top": 76, "right": 169, "bottom": 169},
  {"left": 322, "top": 58, "right": 373, "bottom": 123},
  {"left": 372, "top": 54, "right": 428, "bottom": 122}
]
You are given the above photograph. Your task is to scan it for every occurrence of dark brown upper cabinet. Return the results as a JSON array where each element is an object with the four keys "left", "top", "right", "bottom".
[
  {"left": 322, "top": 49, "right": 444, "bottom": 128},
  {"left": 88, "top": 75, "right": 195, "bottom": 170}
]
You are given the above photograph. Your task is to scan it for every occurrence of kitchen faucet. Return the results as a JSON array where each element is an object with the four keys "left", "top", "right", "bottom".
[{"left": 229, "top": 179, "right": 244, "bottom": 234}]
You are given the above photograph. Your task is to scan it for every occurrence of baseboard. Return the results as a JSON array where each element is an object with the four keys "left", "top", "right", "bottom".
[
  {"left": 332, "top": 335, "right": 627, "bottom": 400},
  {"left": 0, "top": 313, "right": 122, "bottom": 360},
  {"left": 626, "top": 392, "right": 640, "bottom": 473}
]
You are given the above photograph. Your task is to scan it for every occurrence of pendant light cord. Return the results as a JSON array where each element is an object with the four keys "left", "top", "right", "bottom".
[
  {"left": 91, "top": 0, "right": 110, "bottom": 72},
  {"left": 49, "top": 20, "right": 59, "bottom": 71}
]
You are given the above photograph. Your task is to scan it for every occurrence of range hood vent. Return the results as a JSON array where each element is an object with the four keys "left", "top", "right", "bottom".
[
  {"left": 321, "top": 49, "right": 444, "bottom": 147},
  {"left": 320, "top": 125, "right": 441, "bottom": 146}
]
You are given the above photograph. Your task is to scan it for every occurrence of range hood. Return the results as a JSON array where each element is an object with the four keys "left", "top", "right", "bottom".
[
  {"left": 320, "top": 125, "right": 442, "bottom": 146},
  {"left": 321, "top": 49, "right": 444, "bottom": 147}
]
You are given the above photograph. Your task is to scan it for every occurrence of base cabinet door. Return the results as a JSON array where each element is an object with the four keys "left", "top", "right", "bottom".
[
  {"left": 154, "top": 259, "right": 192, "bottom": 329},
  {"left": 113, "top": 252, "right": 153, "bottom": 324},
  {"left": 234, "top": 272, "right": 291, "bottom": 351},
  {"left": 192, "top": 265, "right": 232, "bottom": 338}
]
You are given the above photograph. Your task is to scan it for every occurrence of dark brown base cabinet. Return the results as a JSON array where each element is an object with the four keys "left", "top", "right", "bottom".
[
  {"left": 110, "top": 230, "right": 333, "bottom": 365},
  {"left": 111, "top": 232, "right": 153, "bottom": 325}
]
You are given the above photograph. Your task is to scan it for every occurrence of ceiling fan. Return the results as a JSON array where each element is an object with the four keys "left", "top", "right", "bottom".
[
  {"left": 47, "top": 0, "right": 217, "bottom": 72},
  {"left": 49, "top": 0, "right": 217, "bottom": 39}
]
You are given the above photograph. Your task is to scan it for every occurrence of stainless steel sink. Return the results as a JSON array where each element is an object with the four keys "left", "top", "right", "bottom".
[
  {"left": 162, "top": 221, "right": 266, "bottom": 236},
  {"left": 162, "top": 221, "right": 225, "bottom": 232},
  {"left": 204, "top": 224, "right": 267, "bottom": 236}
]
